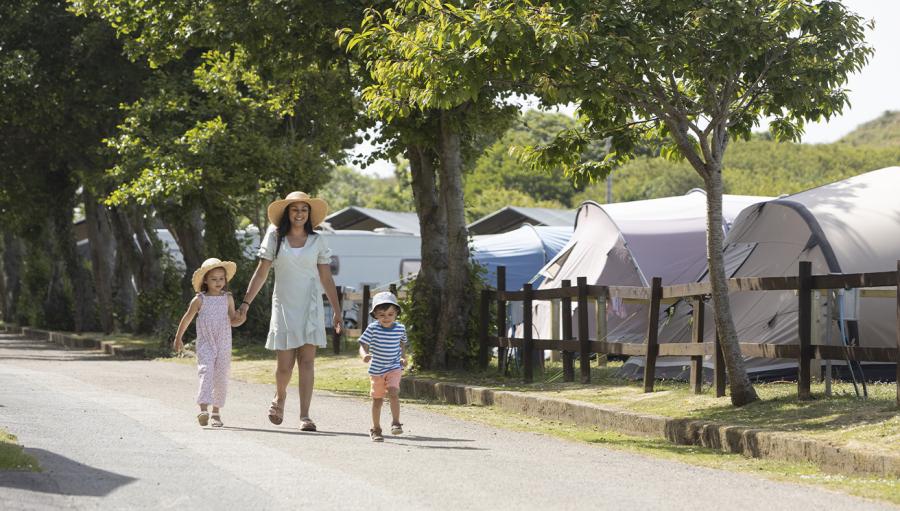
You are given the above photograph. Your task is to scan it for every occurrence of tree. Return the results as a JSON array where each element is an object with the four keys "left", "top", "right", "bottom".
[
  {"left": 341, "top": 2, "right": 548, "bottom": 368},
  {"left": 510, "top": 0, "right": 872, "bottom": 405}
]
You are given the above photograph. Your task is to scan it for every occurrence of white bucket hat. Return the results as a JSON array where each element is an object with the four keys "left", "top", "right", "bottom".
[
  {"left": 369, "top": 291, "right": 401, "bottom": 318},
  {"left": 191, "top": 258, "right": 237, "bottom": 293}
]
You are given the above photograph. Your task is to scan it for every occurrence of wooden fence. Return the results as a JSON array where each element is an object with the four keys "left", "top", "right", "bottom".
[
  {"left": 325, "top": 283, "right": 407, "bottom": 354},
  {"left": 477, "top": 261, "right": 900, "bottom": 405}
]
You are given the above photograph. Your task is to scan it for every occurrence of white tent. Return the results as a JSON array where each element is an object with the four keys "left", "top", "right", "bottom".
[
  {"left": 525, "top": 190, "right": 770, "bottom": 343},
  {"left": 620, "top": 167, "right": 900, "bottom": 380}
]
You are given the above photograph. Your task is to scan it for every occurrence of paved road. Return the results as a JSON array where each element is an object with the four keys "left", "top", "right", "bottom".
[{"left": 0, "top": 332, "right": 895, "bottom": 511}]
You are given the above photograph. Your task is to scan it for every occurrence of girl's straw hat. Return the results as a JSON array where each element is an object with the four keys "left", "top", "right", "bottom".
[
  {"left": 267, "top": 191, "right": 328, "bottom": 228},
  {"left": 192, "top": 258, "right": 237, "bottom": 292}
]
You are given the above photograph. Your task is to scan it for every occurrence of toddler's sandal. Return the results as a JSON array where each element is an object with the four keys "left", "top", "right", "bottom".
[
  {"left": 197, "top": 411, "right": 210, "bottom": 427},
  {"left": 390, "top": 423, "right": 403, "bottom": 435},
  {"left": 370, "top": 428, "right": 384, "bottom": 442},
  {"left": 210, "top": 414, "right": 223, "bottom": 428}
]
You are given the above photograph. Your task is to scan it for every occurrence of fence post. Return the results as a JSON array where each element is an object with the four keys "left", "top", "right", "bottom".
[
  {"left": 523, "top": 283, "right": 534, "bottom": 384},
  {"left": 389, "top": 283, "right": 397, "bottom": 296},
  {"left": 479, "top": 289, "right": 491, "bottom": 370},
  {"left": 642, "top": 277, "right": 662, "bottom": 392},
  {"left": 798, "top": 261, "right": 813, "bottom": 400},
  {"left": 714, "top": 329, "right": 726, "bottom": 397},
  {"left": 361, "top": 285, "right": 370, "bottom": 331},
  {"left": 595, "top": 289, "right": 608, "bottom": 367},
  {"left": 333, "top": 286, "right": 343, "bottom": 354},
  {"left": 577, "top": 277, "right": 591, "bottom": 383},
  {"left": 497, "top": 266, "right": 507, "bottom": 375},
  {"left": 895, "top": 260, "right": 899, "bottom": 408},
  {"left": 690, "top": 296, "right": 705, "bottom": 395},
  {"left": 561, "top": 279, "right": 574, "bottom": 382}
]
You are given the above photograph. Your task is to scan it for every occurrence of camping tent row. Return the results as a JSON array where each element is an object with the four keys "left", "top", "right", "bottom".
[
  {"left": 618, "top": 166, "right": 900, "bottom": 381},
  {"left": 523, "top": 189, "right": 771, "bottom": 345}
]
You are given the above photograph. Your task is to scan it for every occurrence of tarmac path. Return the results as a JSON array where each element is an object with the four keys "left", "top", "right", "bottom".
[{"left": 0, "top": 332, "right": 896, "bottom": 510}]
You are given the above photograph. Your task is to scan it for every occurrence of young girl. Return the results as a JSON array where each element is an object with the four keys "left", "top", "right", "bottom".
[
  {"left": 358, "top": 291, "right": 408, "bottom": 442},
  {"left": 174, "top": 258, "right": 245, "bottom": 427}
]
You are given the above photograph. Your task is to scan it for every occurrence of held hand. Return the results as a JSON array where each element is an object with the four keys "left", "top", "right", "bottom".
[
  {"left": 332, "top": 313, "right": 342, "bottom": 335},
  {"left": 238, "top": 303, "right": 249, "bottom": 317}
]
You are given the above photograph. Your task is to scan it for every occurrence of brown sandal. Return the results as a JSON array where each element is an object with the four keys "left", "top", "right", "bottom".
[
  {"left": 299, "top": 417, "right": 317, "bottom": 432},
  {"left": 268, "top": 399, "right": 284, "bottom": 425}
]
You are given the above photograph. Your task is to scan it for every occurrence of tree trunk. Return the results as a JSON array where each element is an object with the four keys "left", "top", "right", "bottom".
[
  {"left": 0, "top": 234, "right": 8, "bottom": 322},
  {"left": 160, "top": 203, "right": 204, "bottom": 296},
  {"left": 436, "top": 110, "right": 472, "bottom": 368},
  {"left": 705, "top": 165, "right": 759, "bottom": 406},
  {"left": 84, "top": 189, "right": 116, "bottom": 333},
  {"left": 202, "top": 197, "right": 242, "bottom": 263},
  {"left": 407, "top": 141, "right": 448, "bottom": 368},
  {"left": 2, "top": 233, "right": 24, "bottom": 322}
]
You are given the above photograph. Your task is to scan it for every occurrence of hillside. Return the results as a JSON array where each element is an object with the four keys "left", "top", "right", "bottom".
[{"left": 838, "top": 110, "right": 900, "bottom": 147}]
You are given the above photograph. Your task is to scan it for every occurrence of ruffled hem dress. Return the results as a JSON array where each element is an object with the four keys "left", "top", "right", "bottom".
[{"left": 257, "top": 225, "right": 333, "bottom": 350}]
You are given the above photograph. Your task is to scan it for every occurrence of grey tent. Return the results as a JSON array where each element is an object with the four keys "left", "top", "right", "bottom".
[{"left": 620, "top": 167, "right": 900, "bottom": 380}]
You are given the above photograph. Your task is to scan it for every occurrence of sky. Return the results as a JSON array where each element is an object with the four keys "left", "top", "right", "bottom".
[{"left": 351, "top": 0, "right": 900, "bottom": 177}]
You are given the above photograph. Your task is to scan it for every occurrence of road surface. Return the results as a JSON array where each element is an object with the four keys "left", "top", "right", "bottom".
[{"left": 0, "top": 332, "right": 895, "bottom": 510}]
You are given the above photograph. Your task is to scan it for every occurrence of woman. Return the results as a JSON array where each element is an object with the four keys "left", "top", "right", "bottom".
[{"left": 238, "top": 191, "right": 342, "bottom": 431}]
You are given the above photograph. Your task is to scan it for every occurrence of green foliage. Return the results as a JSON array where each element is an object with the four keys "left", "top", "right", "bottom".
[
  {"left": 838, "top": 111, "right": 900, "bottom": 147},
  {"left": 401, "top": 261, "right": 491, "bottom": 369},
  {"left": 133, "top": 254, "right": 182, "bottom": 337},
  {"left": 318, "top": 164, "right": 416, "bottom": 214}
]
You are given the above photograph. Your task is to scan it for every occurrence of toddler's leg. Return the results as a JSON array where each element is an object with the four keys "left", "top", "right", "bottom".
[
  {"left": 372, "top": 398, "right": 383, "bottom": 430},
  {"left": 196, "top": 340, "right": 215, "bottom": 407},
  {"left": 211, "top": 341, "right": 231, "bottom": 409},
  {"left": 388, "top": 388, "right": 400, "bottom": 425}
]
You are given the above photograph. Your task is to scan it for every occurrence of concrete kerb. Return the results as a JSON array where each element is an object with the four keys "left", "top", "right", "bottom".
[
  {"left": 5, "top": 323, "right": 147, "bottom": 359},
  {"left": 400, "top": 377, "right": 900, "bottom": 478}
]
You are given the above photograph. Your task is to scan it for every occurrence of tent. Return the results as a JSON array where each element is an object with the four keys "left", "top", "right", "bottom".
[
  {"left": 471, "top": 225, "right": 573, "bottom": 291},
  {"left": 525, "top": 190, "right": 770, "bottom": 343},
  {"left": 468, "top": 206, "right": 576, "bottom": 235},
  {"left": 619, "top": 167, "right": 900, "bottom": 380},
  {"left": 324, "top": 206, "right": 420, "bottom": 235}
]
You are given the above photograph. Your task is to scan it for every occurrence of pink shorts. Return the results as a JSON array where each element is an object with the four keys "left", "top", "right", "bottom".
[{"left": 369, "top": 369, "right": 402, "bottom": 399}]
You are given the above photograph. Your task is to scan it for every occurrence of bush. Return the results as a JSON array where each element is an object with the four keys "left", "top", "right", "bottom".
[{"left": 401, "top": 261, "right": 492, "bottom": 369}]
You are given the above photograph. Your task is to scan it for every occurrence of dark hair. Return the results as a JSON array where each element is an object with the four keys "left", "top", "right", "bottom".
[
  {"left": 372, "top": 303, "right": 400, "bottom": 316},
  {"left": 274, "top": 203, "right": 314, "bottom": 258},
  {"left": 200, "top": 268, "right": 230, "bottom": 293}
]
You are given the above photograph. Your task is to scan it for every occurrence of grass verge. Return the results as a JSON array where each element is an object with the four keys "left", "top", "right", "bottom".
[{"left": 0, "top": 428, "right": 40, "bottom": 471}]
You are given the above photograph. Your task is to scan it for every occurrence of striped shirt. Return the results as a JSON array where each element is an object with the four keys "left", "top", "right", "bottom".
[{"left": 359, "top": 322, "right": 408, "bottom": 375}]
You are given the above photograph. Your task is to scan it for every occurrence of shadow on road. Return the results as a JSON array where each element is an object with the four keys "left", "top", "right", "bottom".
[{"left": 0, "top": 448, "right": 136, "bottom": 496}]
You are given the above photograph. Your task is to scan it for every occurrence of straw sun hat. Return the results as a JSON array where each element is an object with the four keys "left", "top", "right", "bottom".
[
  {"left": 266, "top": 191, "right": 328, "bottom": 228},
  {"left": 192, "top": 258, "right": 237, "bottom": 293}
]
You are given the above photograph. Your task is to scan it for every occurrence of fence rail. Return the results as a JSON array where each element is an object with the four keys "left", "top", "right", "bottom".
[{"left": 479, "top": 260, "right": 900, "bottom": 405}]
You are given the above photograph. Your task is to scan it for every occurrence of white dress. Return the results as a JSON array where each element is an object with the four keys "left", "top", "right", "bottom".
[{"left": 257, "top": 226, "right": 333, "bottom": 350}]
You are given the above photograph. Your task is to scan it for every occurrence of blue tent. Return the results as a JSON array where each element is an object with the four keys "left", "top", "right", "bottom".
[{"left": 471, "top": 225, "right": 573, "bottom": 291}]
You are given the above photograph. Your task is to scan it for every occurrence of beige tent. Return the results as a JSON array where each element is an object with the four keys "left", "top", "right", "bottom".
[
  {"left": 524, "top": 190, "right": 770, "bottom": 343},
  {"left": 620, "top": 167, "right": 900, "bottom": 380}
]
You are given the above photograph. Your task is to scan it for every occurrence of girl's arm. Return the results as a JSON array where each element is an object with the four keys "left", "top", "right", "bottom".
[
  {"left": 317, "top": 263, "right": 342, "bottom": 334},
  {"left": 227, "top": 294, "right": 245, "bottom": 327},
  {"left": 238, "top": 258, "right": 272, "bottom": 318},
  {"left": 173, "top": 296, "right": 202, "bottom": 352}
]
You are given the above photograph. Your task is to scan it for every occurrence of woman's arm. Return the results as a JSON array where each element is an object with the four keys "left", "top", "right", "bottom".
[
  {"left": 238, "top": 258, "right": 272, "bottom": 317},
  {"left": 317, "top": 263, "right": 342, "bottom": 334},
  {"left": 173, "top": 296, "right": 201, "bottom": 352}
]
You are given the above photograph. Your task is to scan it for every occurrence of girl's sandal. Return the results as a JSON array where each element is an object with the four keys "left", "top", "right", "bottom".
[
  {"left": 299, "top": 417, "right": 317, "bottom": 432},
  {"left": 268, "top": 399, "right": 284, "bottom": 425},
  {"left": 197, "top": 411, "right": 210, "bottom": 427},
  {"left": 210, "top": 414, "right": 223, "bottom": 428},
  {"left": 369, "top": 428, "right": 384, "bottom": 442}
]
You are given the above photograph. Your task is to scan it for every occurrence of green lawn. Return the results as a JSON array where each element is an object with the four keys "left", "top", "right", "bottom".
[{"left": 0, "top": 428, "right": 40, "bottom": 471}]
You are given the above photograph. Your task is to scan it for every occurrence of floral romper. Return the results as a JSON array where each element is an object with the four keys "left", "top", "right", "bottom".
[{"left": 195, "top": 293, "right": 232, "bottom": 407}]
